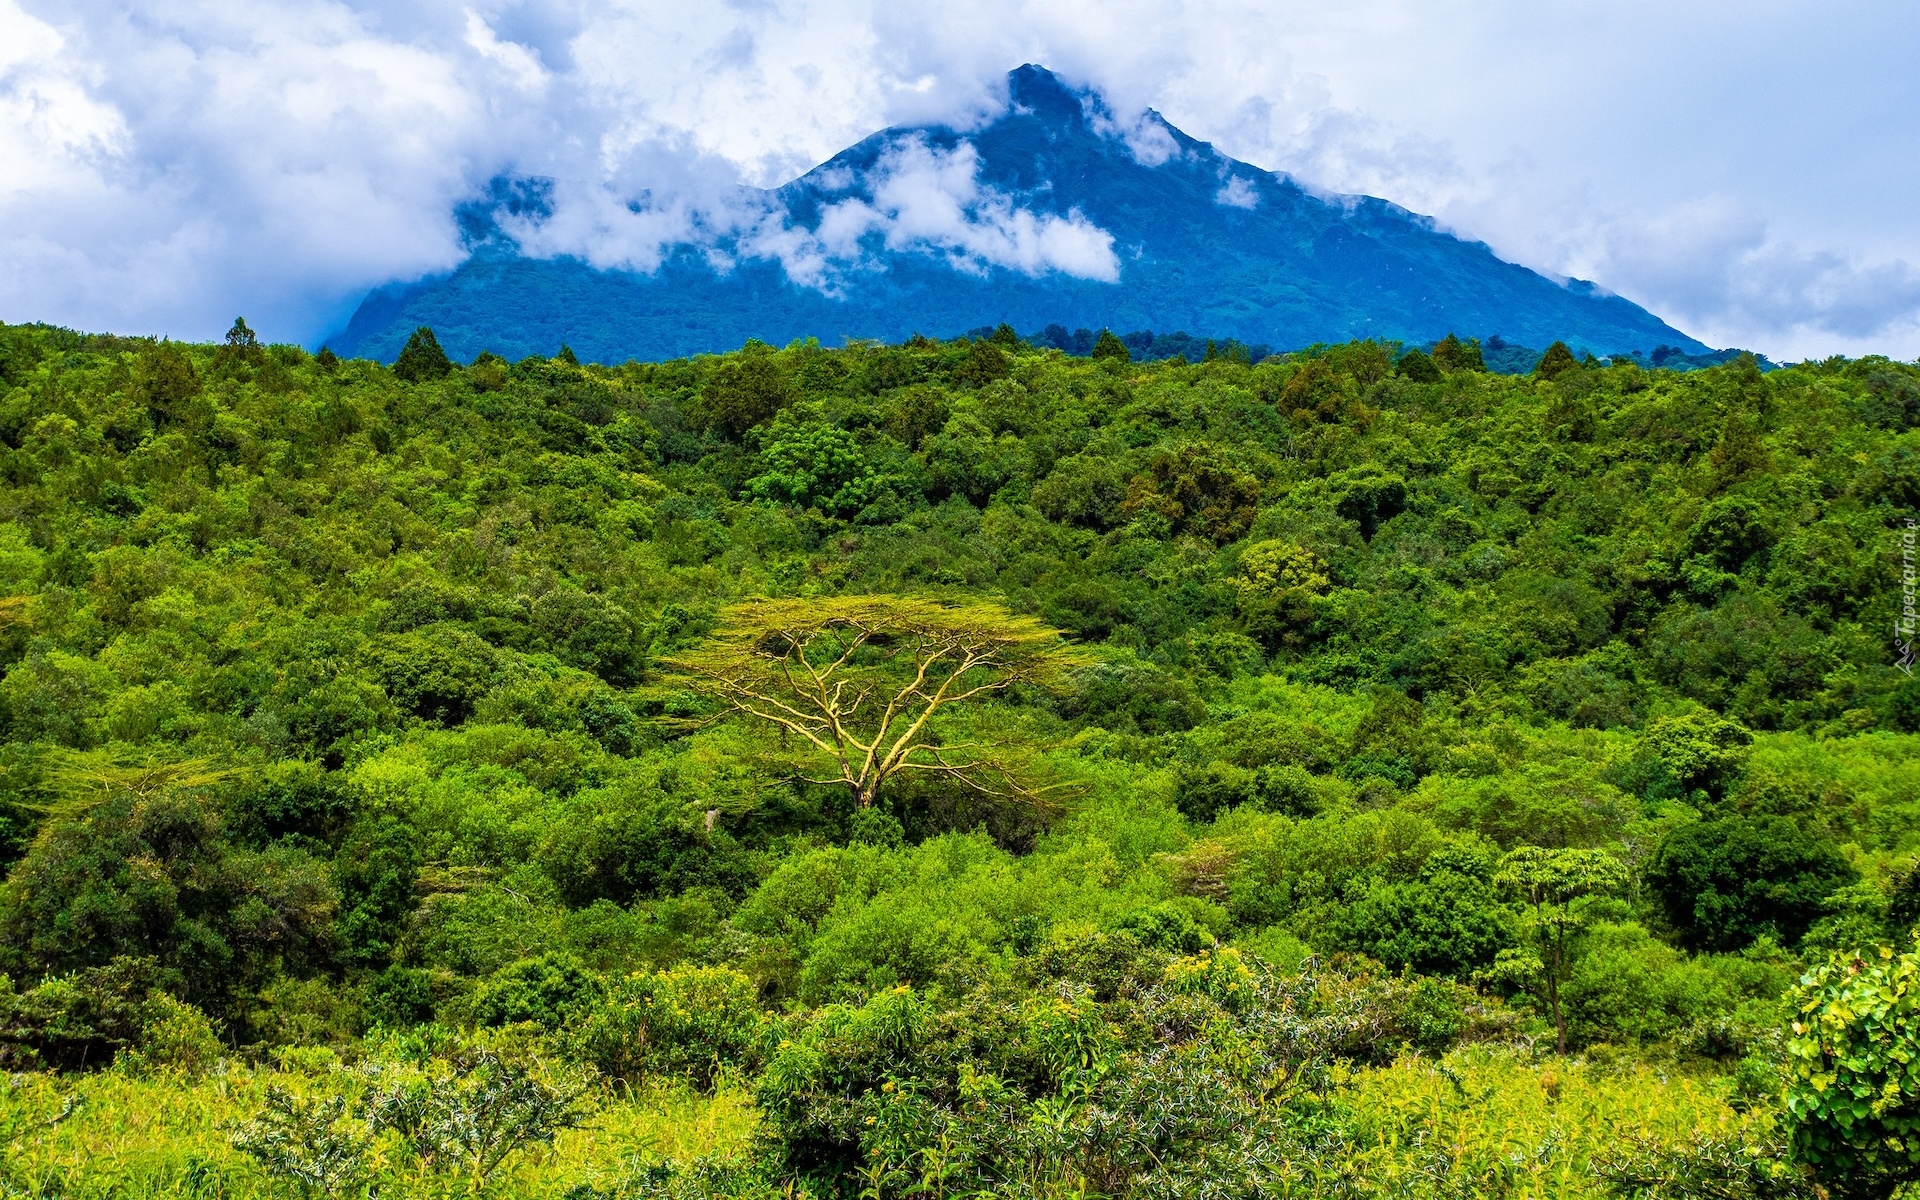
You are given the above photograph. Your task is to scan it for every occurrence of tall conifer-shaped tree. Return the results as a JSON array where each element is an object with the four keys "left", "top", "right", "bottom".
[
  {"left": 1092, "top": 328, "right": 1131, "bottom": 362},
  {"left": 393, "top": 327, "right": 452, "bottom": 382},
  {"left": 1535, "top": 341, "right": 1580, "bottom": 380}
]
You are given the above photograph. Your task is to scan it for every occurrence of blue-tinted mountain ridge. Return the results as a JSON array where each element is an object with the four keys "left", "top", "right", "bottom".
[{"left": 329, "top": 65, "right": 1705, "bottom": 363}]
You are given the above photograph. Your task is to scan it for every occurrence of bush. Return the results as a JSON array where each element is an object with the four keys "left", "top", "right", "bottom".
[
  {"left": 366, "top": 965, "right": 438, "bottom": 1029},
  {"left": 0, "top": 794, "right": 339, "bottom": 1019},
  {"left": 1327, "top": 867, "right": 1513, "bottom": 980},
  {"left": 1640, "top": 709, "right": 1753, "bottom": 798},
  {"left": 0, "top": 956, "right": 174, "bottom": 1071},
  {"left": 1116, "top": 901, "right": 1215, "bottom": 953},
  {"left": 1648, "top": 815, "right": 1857, "bottom": 952},
  {"left": 572, "top": 965, "right": 762, "bottom": 1089},
  {"left": 471, "top": 954, "right": 601, "bottom": 1030},
  {"left": 363, "top": 625, "right": 501, "bottom": 725},
  {"left": 529, "top": 588, "right": 645, "bottom": 685},
  {"left": 1784, "top": 941, "right": 1920, "bottom": 1198},
  {"left": 364, "top": 1048, "right": 588, "bottom": 1184},
  {"left": 230, "top": 1085, "right": 373, "bottom": 1198},
  {"left": 696, "top": 350, "right": 795, "bottom": 438},
  {"left": 1033, "top": 454, "right": 1129, "bottom": 529},
  {"left": 116, "top": 991, "right": 221, "bottom": 1077}
]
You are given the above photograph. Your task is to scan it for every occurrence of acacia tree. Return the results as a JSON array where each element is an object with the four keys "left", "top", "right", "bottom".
[{"left": 668, "top": 596, "right": 1087, "bottom": 810}]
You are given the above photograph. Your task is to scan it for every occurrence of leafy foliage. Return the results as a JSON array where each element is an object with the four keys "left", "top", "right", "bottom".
[
  {"left": 1784, "top": 941, "right": 1920, "bottom": 1198},
  {"left": 229, "top": 1086, "right": 372, "bottom": 1198},
  {"left": 0, "top": 315, "right": 1916, "bottom": 1196},
  {"left": 668, "top": 596, "right": 1086, "bottom": 809}
]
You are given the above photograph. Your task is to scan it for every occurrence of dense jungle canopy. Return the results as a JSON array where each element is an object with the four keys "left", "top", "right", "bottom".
[{"left": 1, "top": 318, "right": 1919, "bottom": 1198}]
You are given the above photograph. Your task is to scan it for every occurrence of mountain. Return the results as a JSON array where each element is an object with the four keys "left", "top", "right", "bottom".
[{"left": 327, "top": 65, "right": 1706, "bottom": 363}]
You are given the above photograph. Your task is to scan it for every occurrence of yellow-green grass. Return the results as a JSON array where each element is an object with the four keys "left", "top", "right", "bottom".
[
  {"left": 1332, "top": 1047, "right": 1766, "bottom": 1198},
  {"left": 1, "top": 1066, "right": 758, "bottom": 1198},
  {"left": 2, "top": 1049, "right": 1760, "bottom": 1198}
]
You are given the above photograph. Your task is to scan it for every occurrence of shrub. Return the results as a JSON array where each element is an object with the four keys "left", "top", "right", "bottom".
[
  {"left": 472, "top": 954, "right": 601, "bottom": 1030},
  {"left": 364, "top": 1048, "right": 587, "bottom": 1186},
  {"left": 0, "top": 957, "right": 181, "bottom": 1072},
  {"left": 230, "top": 1086, "right": 372, "bottom": 1198},
  {"left": 363, "top": 625, "right": 500, "bottom": 725},
  {"left": 1648, "top": 815, "right": 1857, "bottom": 952},
  {"left": 1116, "top": 901, "right": 1215, "bottom": 953},
  {"left": 1032, "top": 454, "right": 1128, "bottom": 529},
  {"left": 1784, "top": 940, "right": 1920, "bottom": 1198},
  {"left": 572, "top": 964, "right": 762, "bottom": 1090},
  {"left": 1165, "top": 946, "right": 1257, "bottom": 1011},
  {"left": 367, "top": 965, "right": 437, "bottom": 1029},
  {"left": 116, "top": 991, "right": 221, "bottom": 1077}
]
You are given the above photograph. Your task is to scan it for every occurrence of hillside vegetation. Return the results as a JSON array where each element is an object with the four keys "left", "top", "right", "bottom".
[{"left": 1, "top": 319, "right": 1918, "bottom": 1198}]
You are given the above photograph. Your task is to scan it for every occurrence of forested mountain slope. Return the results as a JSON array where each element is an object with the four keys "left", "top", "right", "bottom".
[
  {"left": 330, "top": 66, "right": 1703, "bottom": 364},
  {"left": 0, "top": 318, "right": 1917, "bottom": 1198}
]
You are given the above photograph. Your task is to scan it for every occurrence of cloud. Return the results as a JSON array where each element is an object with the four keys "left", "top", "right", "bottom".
[
  {"left": 1080, "top": 97, "right": 1181, "bottom": 167},
  {"left": 754, "top": 136, "right": 1118, "bottom": 285},
  {"left": 463, "top": 9, "right": 549, "bottom": 94},
  {"left": 0, "top": 0, "right": 486, "bottom": 339},
  {"left": 1, "top": 0, "right": 1917, "bottom": 357},
  {"left": 1563, "top": 199, "right": 1920, "bottom": 355},
  {"left": 1215, "top": 175, "right": 1259, "bottom": 210}
]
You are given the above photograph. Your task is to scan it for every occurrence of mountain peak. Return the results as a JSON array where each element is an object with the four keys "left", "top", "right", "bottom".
[
  {"left": 328, "top": 66, "right": 1705, "bottom": 363},
  {"left": 1006, "top": 63, "right": 1084, "bottom": 120}
]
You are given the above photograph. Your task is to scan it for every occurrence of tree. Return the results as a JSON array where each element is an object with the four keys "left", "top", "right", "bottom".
[
  {"left": 1535, "top": 341, "right": 1579, "bottom": 380},
  {"left": 696, "top": 348, "right": 796, "bottom": 438},
  {"left": 955, "top": 339, "right": 1011, "bottom": 387},
  {"left": 1784, "top": 940, "right": 1920, "bottom": 1198},
  {"left": 1395, "top": 349, "right": 1442, "bottom": 382},
  {"left": 393, "top": 326, "right": 452, "bottom": 383},
  {"left": 216, "top": 317, "right": 265, "bottom": 369},
  {"left": 1641, "top": 709, "right": 1752, "bottom": 798},
  {"left": 1231, "top": 540, "right": 1329, "bottom": 648},
  {"left": 1121, "top": 443, "right": 1261, "bottom": 543},
  {"left": 1092, "top": 328, "right": 1131, "bottom": 362},
  {"left": 667, "top": 596, "right": 1088, "bottom": 809},
  {"left": 133, "top": 342, "right": 200, "bottom": 423},
  {"left": 747, "top": 416, "right": 888, "bottom": 518},
  {"left": 1648, "top": 815, "right": 1857, "bottom": 952},
  {"left": 1489, "top": 846, "right": 1628, "bottom": 1052},
  {"left": 1431, "top": 333, "right": 1485, "bottom": 373}
]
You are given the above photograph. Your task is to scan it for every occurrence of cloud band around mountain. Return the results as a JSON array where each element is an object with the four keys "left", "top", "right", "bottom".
[{"left": 3, "top": 0, "right": 1918, "bottom": 358}]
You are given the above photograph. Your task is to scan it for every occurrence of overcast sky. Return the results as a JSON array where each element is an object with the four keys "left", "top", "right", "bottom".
[{"left": 4, "top": 0, "right": 1918, "bottom": 359}]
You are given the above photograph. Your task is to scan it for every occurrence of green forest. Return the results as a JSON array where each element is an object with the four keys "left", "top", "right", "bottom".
[{"left": 2, "top": 317, "right": 1920, "bottom": 1198}]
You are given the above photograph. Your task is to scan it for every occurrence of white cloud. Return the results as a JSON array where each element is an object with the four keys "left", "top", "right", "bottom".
[
  {"left": 0, "top": 0, "right": 1916, "bottom": 357},
  {"left": 1215, "top": 175, "right": 1258, "bottom": 209},
  {"left": 0, "top": 1, "right": 126, "bottom": 192},
  {"left": 744, "top": 136, "right": 1118, "bottom": 285},
  {"left": 463, "top": 9, "right": 548, "bottom": 94},
  {"left": 1558, "top": 199, "right": 1920, "bottom": 357},
  {"left": 1081, "top": 97, "right": 1182, "bottom": 167}
]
